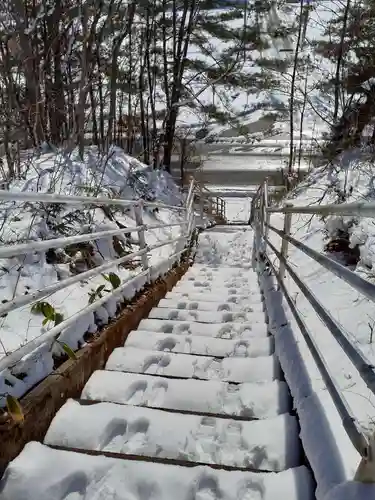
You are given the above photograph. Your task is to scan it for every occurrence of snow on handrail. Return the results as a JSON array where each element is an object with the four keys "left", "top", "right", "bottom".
[
  {"left": 263, "top": 252, "right": 369, "bottom": 457},
  {"left": 0, "top": 222, "right": 185, "bottom": 260},
  {"left": 0, "top": 236, "right": 184, "bottom": 318},
  {"left": 0, "top": 190, "right": 187, "bottom": 211},
  {"left": 0, "top": 242, "right": 190, "bottom": 374},
  {"left": 266, "top": 237, "right": 375, "bottom": 397},
  {"left": 251, "top": 179, "right": 375, "bottom": 466},
  {"left": 266, "top": 222, "right": 375, "bottom": 304},
  {"left": 267, "top": 200, "right": 375, "bottom": 217},
  {"left": 0, "top": 269, "right": 148, "bottom": 372}
]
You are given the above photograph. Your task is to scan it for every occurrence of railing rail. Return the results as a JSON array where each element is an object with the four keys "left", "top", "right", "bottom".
[
  {"left": 251, "top": 179, "right": 375, "bottom": 481},
  {"left": 0, "top": 177, "right": 222, "bottom": 386}
]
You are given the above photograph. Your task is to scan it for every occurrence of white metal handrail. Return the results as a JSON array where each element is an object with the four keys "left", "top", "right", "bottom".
[
  {"left": 0, "top": 178, "right": 225, "bottom": 381},
  {"left": 0, "top": 189, "right": 186, "bottom": 211},
  {"left": 251, "top": 179, "right": 375, "bottom": 482},
  {"left": 0, "top": 221, "right": 186, "bottom": 260}
]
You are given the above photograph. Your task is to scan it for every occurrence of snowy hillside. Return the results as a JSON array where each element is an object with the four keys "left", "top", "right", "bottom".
[{"left": 0, "top": 146, "right": 193, "bottom": 404}]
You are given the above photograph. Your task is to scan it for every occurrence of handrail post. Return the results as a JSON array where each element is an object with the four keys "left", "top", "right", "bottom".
[
  {"left": 134, "top": 201, "right": 148, "bottom": 271},
  {"left": 199, "top": 184, "right": 204, "bottom": 222},
  {"left": 186, "top": 177, "right": 195, "bottom": 209},
  {"left": 263, "top": 178, "right": 270, "bottom": 239},
  {"left": 355, "top": 433, "right": 375, "bottom": 483},
  {"left": 187, "top": 193, "right": 195, "bottom": 237},
  {"left": 278, "top": 203, "right": 293, "bottom": 289}
]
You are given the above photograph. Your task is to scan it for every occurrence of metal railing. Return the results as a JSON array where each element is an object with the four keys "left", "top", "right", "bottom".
[
  {"left": 190, "top": 178, "right": 226, "bottom": 223},
  {"left": 251, "top": 179, "right": 375, "bottom": 482},
  {"left": 0, "top": 178, "right": 221, "bottom": 394}
]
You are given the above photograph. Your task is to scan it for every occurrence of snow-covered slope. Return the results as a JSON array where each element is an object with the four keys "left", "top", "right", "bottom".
[{"left": 0, "top": 145, "right": 190, "bottom": 405}]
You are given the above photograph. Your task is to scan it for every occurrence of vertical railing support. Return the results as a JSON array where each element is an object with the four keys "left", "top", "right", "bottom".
[
  {"left": 134, "top": 201, "right": 148, "bottom": 271},
  {"left": 278, "top": 203, "right": 293, "bottom": 289},
  {"left": 187, "top": 194, "right": 195, "bottom": 237},
  {"left": 199, "top": 184, "right": 204, "bottom": 223},
  {"left": 354, "top": 434, "right": 375, "bottom": 483},
  {"left": 263, "top": 178, "right": 270, "bottom": 239}
]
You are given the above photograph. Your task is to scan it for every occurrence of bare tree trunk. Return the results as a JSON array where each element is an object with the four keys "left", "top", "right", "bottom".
[
  {"left": 163, "top": 0, "right": 198, "bottom": 172},
  {"left": 333, "top": 0, "right": 351, "bottom": 124},
  {"left": 107, "top": 1, "right": 135, "bottom": 149},
  {"left": 288, "top": 0, "right": 304, "bottom": 177}
]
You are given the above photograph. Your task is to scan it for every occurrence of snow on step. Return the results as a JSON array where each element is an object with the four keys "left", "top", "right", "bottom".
[
  {"left": 45, "top": 400, "right": 300, "bottom": 471},
  {"left": 165, "top": 290, "right": 263, "bottom": 304},
  {"left": 157, "top": 298, "right": 264, "bottom": 313},
  {"left": 180, "top": 268, "right": 257, "bottom": 282},
  {"left": 82, "top": 371, "right": 291, "bottom": 418},
  {"left": 106, "top": 347, "right": 281, "bottom": 383},
  {"left": 185, "top": 267, "right": 254, "bottom": 278},
  {"left": 147, "top": 307, "right": 265, "bottom": 325},
  {"left": 173, "top": 282, "right": 258, "bottom": 295},
  {"left": 186, "top": 264, "right": 252, "bottom": 274},
  {"left": 138, "top": 318, "right": 269, "bottom": 338},
  {"left": 183, "top": 275, "right": 253, "bottom": 289},
  {"left": 126, "top": 331, "right": 274, "bottom": 358},
  {"left": 0, "top": 442, "right": 315, "bottom": 500}
]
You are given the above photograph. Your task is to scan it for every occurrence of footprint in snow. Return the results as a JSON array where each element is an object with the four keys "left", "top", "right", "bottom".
[
  {"left": 193, "top": 475, "right": 222, "bottom": 500},
  {"left": 122, "top": 417, "right": 150, "bottom": 453},
  {"left": 147, "top": 380, "right": 168, "bottom": 407},
  {"left": 236, "top": 480, "right": 263, "bottom": 500},
  {"left": 218, "top": 421, "right": 245, "bottom": 466},
  {"left": 125, "top": 380, "right": 148, "bottom": 406},
  {"left": 194, "top": 417, "right": 219, "bottom": 463},
  {"left": 233, "top": 341, "right": 248, "bottom": 357}
]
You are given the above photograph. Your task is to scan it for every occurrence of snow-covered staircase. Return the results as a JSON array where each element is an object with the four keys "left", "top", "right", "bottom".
[{"left": 0, "top": 227, "right": 315, "bottom": 500}]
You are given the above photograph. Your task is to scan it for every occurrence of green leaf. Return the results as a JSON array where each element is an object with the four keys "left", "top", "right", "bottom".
[
  {"left": 40, "top": 302, "right": 54, "bottom": 318},
  {"left": 88, "top": 293, "right": 96, "bottom": 304},
  {"left": 6, "top": 395, "right": 24, "bottom": 424},
  {"left": 56, "top": 341, "right": 77, "bottom": 360},
  {"left": 54, "top": 312, "right": 64, "bottom": 326},
  {"left": 102, "top": 274, "right": 110, "bottom": 282},
  {"left": 97, "top": 284, "right": 106, "bottom": 294},
  {"left": 108, "top": 272, "right": 121, "bottom": 289},
  {"left": 42, "top": 317, "right": 49, "bottom": 326}
]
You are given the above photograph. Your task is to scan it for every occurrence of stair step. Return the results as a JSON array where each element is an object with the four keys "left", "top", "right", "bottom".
[
  {"left": 173, "top": 282, "right": 259, "bottom": 295},
  {"left": 126, "top": 330, "right": 274, "bottom": 358},
  {"left": 0, "top": 442, "right": 315, "bottom": 500},
  {"left": 164, "top": 290, "right": 263, "bottom": 304},
  {"left": 106, "top": 347, "right": 281, "bottom": 383},
  {"left": 183, "top": 274, "right": 254, "bottom": 288},
  {"left": 157, "top": 298, "right": 264, "bottom": 313},
  {"left": 137, "top": 318, "right": 269, "bottom": 338},
  {"left": 186, "top": 264, "right": 254, "bottom": 273},
  {"left": 147, "top": 307, "right": 265, "bottom": 325},
  {"left": 47, "top": 443, "right": 274, "bottom": 472},
  {"left": 82, "top": 371, "right": 291, "bottom": 419},
  {"left": 44, "top": 399, "right": 300, "bottom": 471},
  {"left": 158, "top": 295, "right": 264, "bottom": 313}
]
